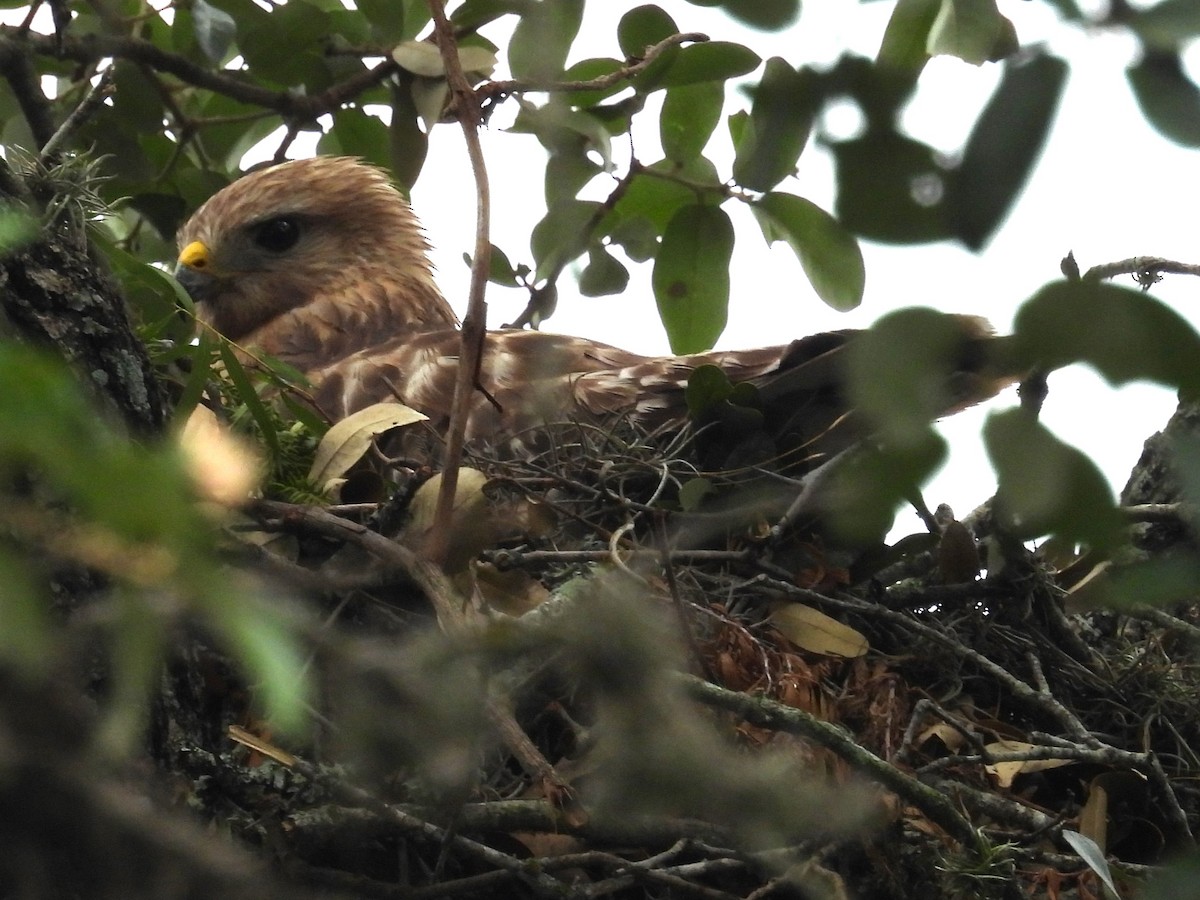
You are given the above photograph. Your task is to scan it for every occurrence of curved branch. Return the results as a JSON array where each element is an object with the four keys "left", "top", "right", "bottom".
[{"left": 9, "top": 27, "right": 397, "bottom": 120}]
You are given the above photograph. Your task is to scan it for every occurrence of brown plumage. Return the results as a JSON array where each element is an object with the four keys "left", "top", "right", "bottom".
[{"left": 175, "top": 156, "right": 1009, "bottom": 466}]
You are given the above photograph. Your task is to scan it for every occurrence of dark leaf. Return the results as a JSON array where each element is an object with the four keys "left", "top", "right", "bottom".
[
  {"left": 319, "top": 107, "right": 391, "bottom": 170},
  {"left": 531, "top": 199, "right": 603, "bottom": 280},
  {"left": 845, "top": 308, "right": 978, "bottom": 442},
  {"left": 652, "top": 41, "right": 761, "bottom": 90},
  {"left": 390, "top": 81, "right": 429, "bottom": 190},
  {"left": 653, "top": 204, "right": 733, "bottom": 354},
  {"left": 829, "top": 433, "right": 947, "bottom": 545},
  {"left": 984, "top": 408, "right": 1124, "bottom": 550},
  {"left": 618, "top": 4, "right": 680, "bottom": 58},
  {"left": 876, "top": 0, "right": 942, "bottom": 79},
  {"left": 708, "top": 0, "right": 800, "bottom": 32},
  {"left": 1129, "top": 0, "right": 1200, "bottom": 51},
  {"left": 545, "top": 148, "right": 603, "bottom": 207},
  {"left": 833, "top": 131, "right": 954, "bottom": 244},
  {"left": 560, "top": 57, "right": 628, "bottom": 108},
  {"left": 731, "top": 58, "right": 818, "bottom": 192},
  {"left": 950, "top": 51, "right": 1067, "bottom": 250},
  {"left": 753, "top": 192, "right": 864, "bottom": 312},
  {"left": 508, "top": 0, "right": 584, "bottom": 80},
  {"left": 926, "top": 0, "right": 1019, "bottom": 65},
  {"left": 1010, "top": 279, "right": 1200, "bottom": 397},
  {"left": 1128, "top": 50, "right": 1200, "bottom": 147},
  {"left": 661, "top": 81, "right": 724, "bottom": 162},
  {"left": 191, "top": 0, "right": 237, "bottom": 63},
  {"left": 579, "top": 245, "right": 630, "bottom": 297}
]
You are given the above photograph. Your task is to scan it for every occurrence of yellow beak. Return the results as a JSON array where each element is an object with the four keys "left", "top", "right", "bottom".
[{"left": 177, "top": 240, "right": 212, "bottom": 271}]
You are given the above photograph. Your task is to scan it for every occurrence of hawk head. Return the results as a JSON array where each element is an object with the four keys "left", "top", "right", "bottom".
[{"left": 175, "top": 156, "right": 457, "bottom": 370}]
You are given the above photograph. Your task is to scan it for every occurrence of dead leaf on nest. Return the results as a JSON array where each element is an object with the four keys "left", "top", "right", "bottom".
[
  {"left": 402, "top": 468, "right": 494, "bottom": 572},
  {"left": 307, "top": 401, "right": 427, "bottom": 487},
  {"left": 467, "top": 562, "right": 550, "bottom": 617},
  {"left": 769, "top": 602, "right": 869, "bottom": 658},
  {"left": 984, "top": 739, "right": 1074, "bottom": 788}
]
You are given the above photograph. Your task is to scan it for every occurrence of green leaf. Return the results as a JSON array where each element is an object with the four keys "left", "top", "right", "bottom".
[
  {"left": 685, "top": 364, "right": 735, "bottom": 416},
  {"left": 468, "top": 243, "right": 523, "bottom": 287},
  {"left": 545, "top": 148, "right": 602, "bottom": 207},
  {"left": 877, "top": 0, "right": 942, "bottom": 78},
  {"left": 951, "top": 52, "right": 1067, "bottom": 250},
  {"left": 752, "top": 192, "right": 864, "bottom": 312},
  {"left": 319, "top": 107, "right": 391, "bottom": 170},
  {"left": 1128, "top": 51, "right": 1200, "bottom": 148},
  {"left": 452, "top": 0, "right": 522, "bottom": 31},
  {"left": 111, "top": 61, "right": 165, "bottom": 132},
  {"left": 390, "top": 80, "right": 430, "bottom": 191},
  {"left": 732, "top": 58, "right": 818, "bottom": 192},
  {"left": 661, "top": 81, "right": 724, "bottom": 162},
  {"left": 357, "top": 0, "right": 410, "bottom": 43},
  {"left": 926, "top": 0, "right": 1018, "bottom": 65},
  {"left": 606, "top": 214, "right": 659, "bottom": 262},
  {"left": 92, "top": 230, "right": 194, "bottom": 348},
  {"left": 618, "top": 4, "right": 679, "bottom": 58},
  {"left": 238, "top": 0, "right": 331, "bottom": 87},
  {"left": 984, "top": 408, "right": 1124, "bottom": 549},
  {"left": 606, "top": 156, "right": 723, "bottom": 235},
  {"left": 510, "top": 102, "right": 613, "bottom": 167},
  {"left": 560, "top": 57, "right": 627, "bottom": 108},
  {"left": 1010, "top": 279, "right": 1200, "bottom": 396},
  {"left": 215, "top": 595, "right": 309, "bottom": 734},
  {"left": 833, "top": 131, "right": 953, "bottom": 244},
  {"left": 1130, "top": 0, "right": 1200, "bottom": 51},
  {"left": 707, "top": 0, "right": 800, "bottom": 32},
  {"left": 845, "top": 308, "right": 979, "bottom": 442},
  {"left": 508, "top": 0, "right": 584, "bottom": 80},
  {"left": 578, "top": 245, "right": 629, "bottom": 297},
  {"left": 192, "top": 0, "right": 237, "bottom": 63},
  {"left": 658, "top": 41, "right": 761, "bottom": 88},
  {"left": 653, "top": 204, "right": 733, "bottom": 354},
  {"left": 828, "top": 433, "right": 947, "bottom": 544},
  {"left": 218, "top": 339, "right": 281, "bottom": 458},
  {"left": 531, "top": 199, "right": 603, "bottom": 280}
]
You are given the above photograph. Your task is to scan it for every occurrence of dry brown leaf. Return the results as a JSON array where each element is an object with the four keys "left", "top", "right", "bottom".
[
  {"left": 983, "top": 740, "right": 1074, "bottom": 788},
  {"left": 402, "top": 468, "right": 495, "bottom": 572},
  {"left": 308, "top": 401, "right": 427, "bottom": 486},
  {"left": 769, "top": 602, "right": 869, "bottom": 658},
  {"left": 938, "top": 519, "right": 981, "bottom": 583},
  {"left": 916, "top": 721, "right": 968, "bottom": 753},
  {"left": 471, "top": 562, "right": 551, "bottom": 617}
]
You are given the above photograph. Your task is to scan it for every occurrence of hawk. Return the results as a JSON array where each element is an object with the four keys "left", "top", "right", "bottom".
[{"left": 175, "top": 156, "right": 1010, "bottom": 468}]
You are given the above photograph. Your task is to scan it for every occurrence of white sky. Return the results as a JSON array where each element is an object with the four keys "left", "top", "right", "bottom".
[{"left": 5, "top": 0, "right": 1198, "bottom": 533}]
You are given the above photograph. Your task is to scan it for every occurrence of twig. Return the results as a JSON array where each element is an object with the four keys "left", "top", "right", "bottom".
[
  {"left": 478, "top": 32, "right": 708, "bottom": 103},
  {"left": 677, "top": 673, "right": 980, "bottom": 848},
  {"left": 249, "top": 499, "right": 573, "bottom": 800},
  {"left": 11, "top": 26, "right": 398, "bottom": 122},
  {"left": 39, "top": 67, "right": 114, "bottom": 163},
  {"left": 1084, "top": 256, "right": 1200, "bottom": 288},
  {"left": 425, "top": 0, "right": 492, "bottom": 568},
  {"left": 282, "top": 752, "right": 572, "bottom": 897}
]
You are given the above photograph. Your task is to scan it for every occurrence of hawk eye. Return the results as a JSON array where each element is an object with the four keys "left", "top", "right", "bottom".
[{"left": 251, "top": 216, "right": 302, "bottom": 253}]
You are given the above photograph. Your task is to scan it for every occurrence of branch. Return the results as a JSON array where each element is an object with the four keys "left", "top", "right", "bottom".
[
  {"left": 1083, "top": 255, "right": 1200, "bottom": 288},
  {"left": 425, "top": 0, "right": 492, "bottom": 569},
  {"left": 8, "top": 27, "right": 397, "bottom": 122},
  {"left": 676, "top": 673, "right": 980, "bottom": 848},
  {"left": 478, "top": 31, "right": 708, "bottom": 103}
]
